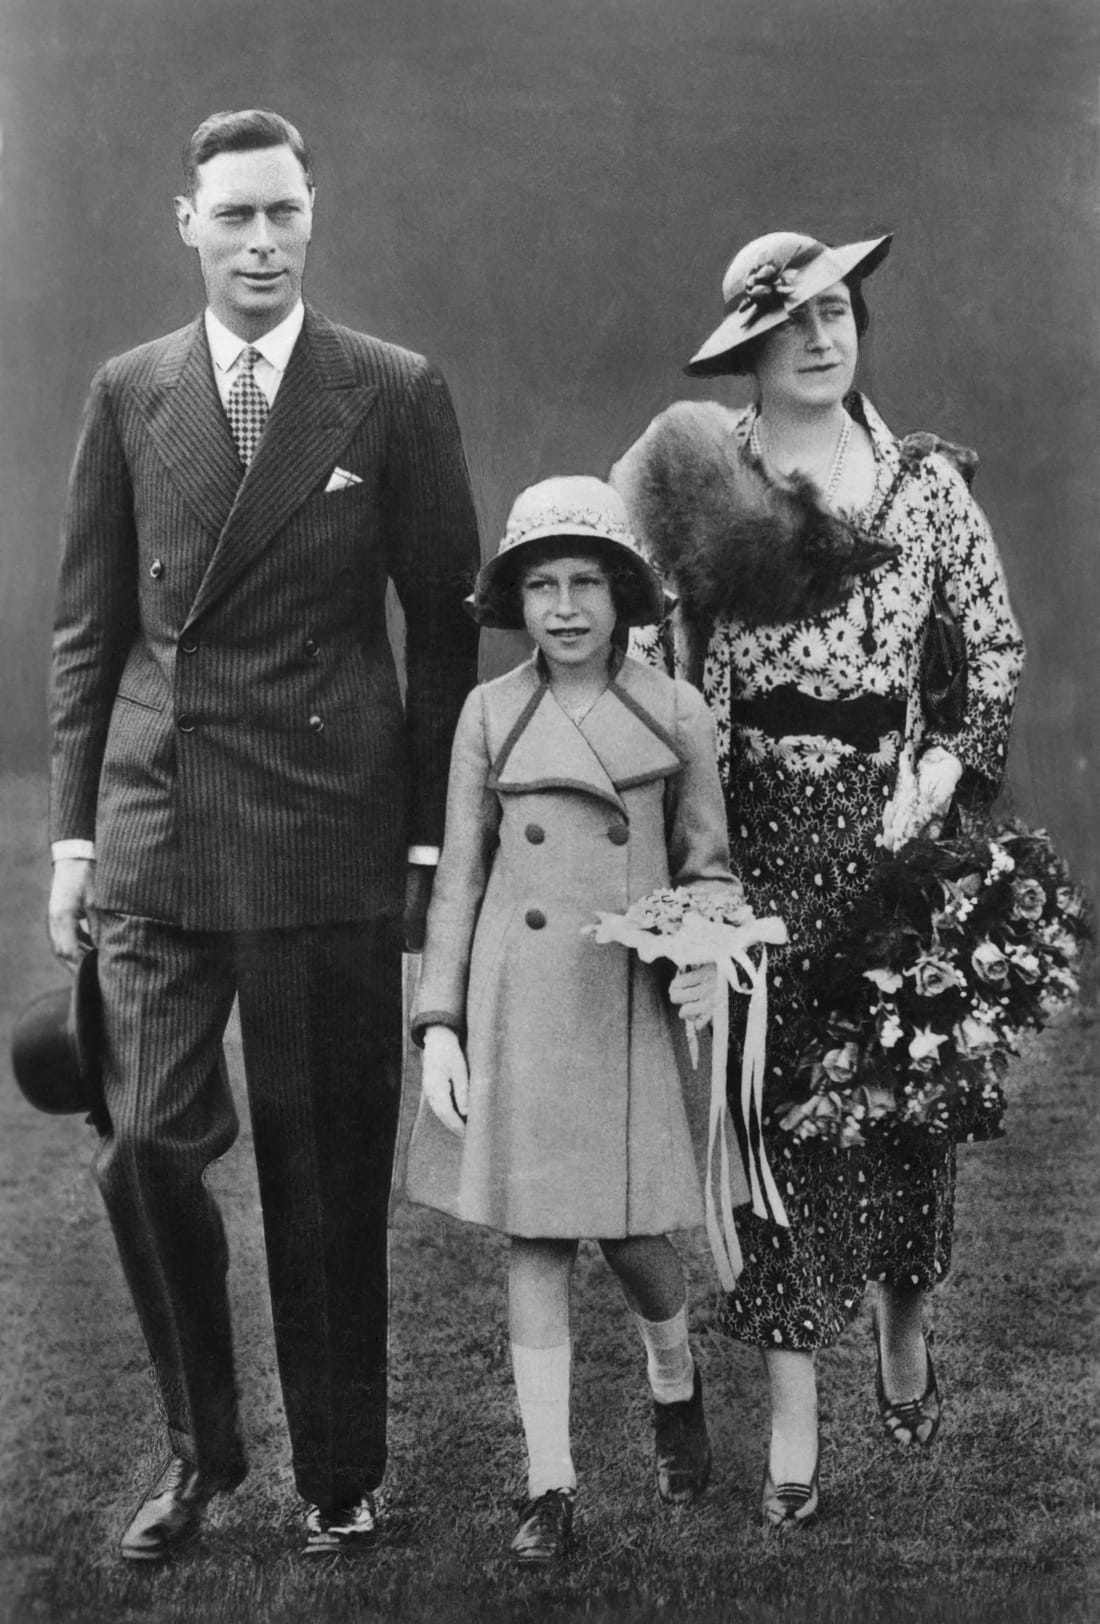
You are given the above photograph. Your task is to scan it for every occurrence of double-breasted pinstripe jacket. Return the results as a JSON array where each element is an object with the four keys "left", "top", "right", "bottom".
[{"left": 49, "top": 306, "right": 481, "bottom": 929}]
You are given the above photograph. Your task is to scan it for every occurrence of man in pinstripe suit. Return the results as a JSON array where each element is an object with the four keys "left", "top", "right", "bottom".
[{"left": 47, "top": 109, "right": 480, "bottom": 1559}]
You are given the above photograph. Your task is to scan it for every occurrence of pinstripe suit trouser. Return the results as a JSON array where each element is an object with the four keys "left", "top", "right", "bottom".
[{"left": 91, "top": 908, "right": 402, "bottom": 1513}]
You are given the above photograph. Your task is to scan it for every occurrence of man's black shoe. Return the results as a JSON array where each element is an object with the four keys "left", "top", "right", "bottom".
[{"left": 120, "top": 1454, "right": 247, "bottom": 1562}]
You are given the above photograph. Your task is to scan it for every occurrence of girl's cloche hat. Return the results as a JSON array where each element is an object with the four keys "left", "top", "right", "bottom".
[
  {"left": 469, "top": 475, "right": 670, "bottom": 631},
  {"left": 685, "top": 230, "right": 893, "bottom": 377}
]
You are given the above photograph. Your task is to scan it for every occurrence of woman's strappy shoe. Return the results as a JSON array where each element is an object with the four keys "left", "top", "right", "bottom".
[
  {"left": 873, "top": 1321, "right": 942, "bottom": 1449},
  {"left": 761, "top": 1448, "right": 820, "bottom": 1530}
]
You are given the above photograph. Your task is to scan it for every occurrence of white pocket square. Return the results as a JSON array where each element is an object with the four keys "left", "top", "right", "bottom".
[{"left": 324, "top": 467, "right": 363, "bottom": 492}]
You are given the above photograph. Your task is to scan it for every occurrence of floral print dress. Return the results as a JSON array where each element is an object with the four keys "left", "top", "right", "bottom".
[{"left": 631, "top": 393, "right": 1024, "bottom": 1349}]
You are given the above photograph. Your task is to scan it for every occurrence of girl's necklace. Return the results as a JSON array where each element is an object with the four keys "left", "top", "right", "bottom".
[
  {"left": 553, "top": 686, "right": 606, "bottom": 726},
  {"left": 750, "top": 409, "right": 853, "bottom": 508}
]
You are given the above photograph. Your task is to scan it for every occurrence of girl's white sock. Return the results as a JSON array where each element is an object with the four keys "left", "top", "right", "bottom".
[
  {"left": 511, "top": 1340, "right": 577, "bottom": 1498},
  {"left": 633, "top": 1306, "right": 695, "bottom": 1404}
]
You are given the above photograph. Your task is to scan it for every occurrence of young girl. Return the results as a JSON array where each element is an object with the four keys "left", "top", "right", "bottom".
[{"left": 405, "top": 476, "right": 737, "bottom": 1563}]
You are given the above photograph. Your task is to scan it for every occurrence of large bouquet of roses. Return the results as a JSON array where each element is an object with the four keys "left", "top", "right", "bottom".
[
  {"left": 587, "top": 884, "right": 788, "bottom": 1288},
  {"left": 789, "top": 821, "right": 1091, "bottom": 1149}
]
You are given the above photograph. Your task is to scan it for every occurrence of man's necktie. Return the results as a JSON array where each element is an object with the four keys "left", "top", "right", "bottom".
[{"left": 226, "top": 347, "right": 269, "bottom": 468}]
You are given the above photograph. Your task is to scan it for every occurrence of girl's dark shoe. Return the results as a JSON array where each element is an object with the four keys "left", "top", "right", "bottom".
[
  {"left": 654, "top": 1366, "right": 712, "bottom": 1504},
  {"left": 510, "top": 1487, "right": 575, "bottom": 1564},
  {"left": 761, "top": 1449, "right": 820, "bottom": 1530},
  {"left": 873, "top": 1323, "right": 942, "bottom": 1448}
]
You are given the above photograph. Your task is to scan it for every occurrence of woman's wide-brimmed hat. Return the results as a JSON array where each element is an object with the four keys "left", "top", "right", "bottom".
[
  {"left": 468, "top": 474, "right": 671, "bottom": 630},
  {"left": 685, "top": 230, "right": 893, "bottom": 377},
  {"left": 10, "top": 950, "right": 110, "bottom": 1134}
]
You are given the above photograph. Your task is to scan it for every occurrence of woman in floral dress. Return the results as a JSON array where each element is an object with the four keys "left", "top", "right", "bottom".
[{"left": 612, "top": 230, "right": 1024, "bottom": 1526}]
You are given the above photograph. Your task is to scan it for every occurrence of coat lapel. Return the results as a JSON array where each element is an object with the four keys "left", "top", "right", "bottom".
[
  {"left": 132, "top": 320, "right": 243, "bottom": 541},
  {"left": 183, "top": 308, "right": 380, "bottom": 627},
  {"left": 489, "top": 661, "right": 684, "bottom": 816}
]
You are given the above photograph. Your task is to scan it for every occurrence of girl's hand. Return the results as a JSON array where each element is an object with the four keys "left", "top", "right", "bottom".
[
  {"left": 669, "top": 964, "right": 718, "bottom": 1031},
  {"left": 420, "top": 1025, "right": 469, "bottom": 1137}
]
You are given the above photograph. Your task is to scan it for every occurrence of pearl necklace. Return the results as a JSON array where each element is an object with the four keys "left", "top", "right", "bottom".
[{"left": 750, "top": 410, "right": 853, "bottom": 508}]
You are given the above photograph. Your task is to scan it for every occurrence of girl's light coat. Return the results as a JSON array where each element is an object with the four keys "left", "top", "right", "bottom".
[{"left": 406, "top": 652, "right": 734, "bottom": 1238}]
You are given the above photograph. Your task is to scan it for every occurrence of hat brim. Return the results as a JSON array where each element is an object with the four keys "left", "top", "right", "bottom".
[
  {"left": 685, "top": 234, "right": 893, "bottom": 378},
  {"left": 10, "top": 950, "right": 109, "bottom": 1131},
  {"left": 468, "top": 530, "right": 672, "bottom": 631}
]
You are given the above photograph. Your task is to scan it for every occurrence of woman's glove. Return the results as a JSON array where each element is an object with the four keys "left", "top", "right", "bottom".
[
  {"left": 882, "top": 747, "right": 962, "bottom": 851},
  {"left": 420, "top": 1025, "right": 469, "bottom": 1137},
  {"left": 669, "top": 964, "right": 719, "bottom": 1032}
]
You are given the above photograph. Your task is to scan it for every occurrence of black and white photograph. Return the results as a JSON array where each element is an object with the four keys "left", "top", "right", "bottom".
[{"left": 1, "top": 3, "right": 1096, "bottom": 1621}]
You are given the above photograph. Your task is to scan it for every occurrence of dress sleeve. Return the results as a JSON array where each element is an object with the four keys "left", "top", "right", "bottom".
[
  {"left": 664, "top": 681, "right": 739, "bottom": 887},
  {"left": 409, "top": 686, "right": 501, "bottom": 1043},
  {"left": 921, "top": 457, "right": 1025, "bottom": 795}
]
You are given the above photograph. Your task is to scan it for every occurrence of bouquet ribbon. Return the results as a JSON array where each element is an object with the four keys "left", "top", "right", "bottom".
[{"left": 587, "top": 911, "right": 789, "bottom": 1289}]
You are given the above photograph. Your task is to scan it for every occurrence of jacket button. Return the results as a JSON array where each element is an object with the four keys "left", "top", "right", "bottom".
[
  {"left": 309, "top": 714, "right": 325, "bottom": 733},
  {"left": 304, "top": 638, "right": 320, "bottom": 659},
  {"left": 179, "top": 636, "right": 198, "bottom": 655},
  {"left": 149, "top": 559, "right": 164, "bottom": 579},
  {"left": 607, "top": 821, "right": 629, "bottom": 845},
  {"left": 177, "top": 714, "right": 196, "bottom": 734},
  {"left": 524, "top": 908, "right": 547, "bottom": 930},
  {"left": 525, "top": 823, "right": 545, "bottom": 844}
]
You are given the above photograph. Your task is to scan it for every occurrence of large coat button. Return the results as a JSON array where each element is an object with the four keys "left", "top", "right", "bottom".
[
  {"left": 525, "top": 823, "right": 545, "bottom": 844},
  {"left": 524, "top": 908, "right": 547, "bottom": 930},
  {"left": 149, "top": 559, "right": 164, "bottom": 579},
  {"left": 179, "top": 636, "right": 198, "bottom": 655},
  {"left": 607, "top": 821, "right": 629, "bottom": 845},
  {"left": 309, "top": 714, "right": 325, "bottom": 733},
  {"left": 177, "top": 714, "right": 196, "bottom": 733},
  {"left": 304, "top": 638, "right": 321, "bottom": 659}
]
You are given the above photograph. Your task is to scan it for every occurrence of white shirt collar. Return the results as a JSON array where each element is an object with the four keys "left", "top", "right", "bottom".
[{"left": 204, "top": 302, "right": 305, "bottom": 376}]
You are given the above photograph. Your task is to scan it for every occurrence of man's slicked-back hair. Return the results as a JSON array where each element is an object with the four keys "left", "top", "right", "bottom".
[{"left": 183, "top": 109, "right": 313, "bottom": 198}]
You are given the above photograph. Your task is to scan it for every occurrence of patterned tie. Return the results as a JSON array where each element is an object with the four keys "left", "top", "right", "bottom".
[{"left": 226, "top": 346, "right": 269, "bottom": 468}]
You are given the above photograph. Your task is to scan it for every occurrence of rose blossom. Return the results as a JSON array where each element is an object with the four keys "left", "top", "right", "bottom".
[
  {"left": 971, "top": 940, "right": 1009, "bottom": 984},
  {"left": 1056, "top": 884, "right": 1084, "bottom": 920},
  {"left": 908, "top": 953, "right": 964, "bottom": 997},
  {"left": 821, "top": 1043, "right": 860, "bottom": 1086},
  {"left": 954, "top": 1015, "right": 998, "bottom": 1057},
  {"left": 908, "top": 1025, "right": 948, "bottom": 1071},
  {"left": 1006, "top": 946, "right": 1042, "bottom": 984},
  {"left": 1011, "top": 878, "right": 1047, "bottom": 922}
]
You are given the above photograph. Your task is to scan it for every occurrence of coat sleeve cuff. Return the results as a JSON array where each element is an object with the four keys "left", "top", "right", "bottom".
[{"left": 409, "top": 1009, "right": 465, "bottom": 1049}]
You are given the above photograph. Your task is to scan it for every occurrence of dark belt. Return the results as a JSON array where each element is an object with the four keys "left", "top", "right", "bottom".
[{"left": 729, "top": 685, "right": 905, "bottom": 752}]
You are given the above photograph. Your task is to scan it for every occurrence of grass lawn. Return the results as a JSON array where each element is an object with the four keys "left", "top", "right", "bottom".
[{"left": 0, "top": 771, "right": 1097, "bottom": 1623}]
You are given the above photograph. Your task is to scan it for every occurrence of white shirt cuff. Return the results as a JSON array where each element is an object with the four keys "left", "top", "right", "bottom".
[
  {"left": 52, "top": 839, "right": 96, "bottom": 862},
  {"left": 407, "top": 846, "right": 440, "bottom": 866}
]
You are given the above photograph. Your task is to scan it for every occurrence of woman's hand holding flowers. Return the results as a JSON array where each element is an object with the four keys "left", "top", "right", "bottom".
[
  {"left": 882, "top": 745, "right": 962, "bottom": 850},
  {"left": 421, "top": 1025, "right": 469, "bottom": 1137}
]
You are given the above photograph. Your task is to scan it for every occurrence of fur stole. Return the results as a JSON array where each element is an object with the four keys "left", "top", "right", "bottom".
[{"left": 609, "top": 400, "right": 899, "bottom": 629}]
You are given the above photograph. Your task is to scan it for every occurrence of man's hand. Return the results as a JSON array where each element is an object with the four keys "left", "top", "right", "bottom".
[
  {"left": 669, "top": 963, "right": 719, "bottom": 1032},
  {"left": 404, "top": 863, "right": 435, "bottom": 953},
  {"left": 48, "top": 857, "right": 95, "bottom": 968},
  {"left": 420, "top": 1025, "right": 468, "bottom": 1136}
]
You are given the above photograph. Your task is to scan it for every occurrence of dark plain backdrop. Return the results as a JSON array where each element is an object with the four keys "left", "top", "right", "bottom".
[{"left": 1, "top": 0, "right": 1097, "bottom": 900}]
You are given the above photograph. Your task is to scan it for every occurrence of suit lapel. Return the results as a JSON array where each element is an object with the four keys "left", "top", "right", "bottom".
[
  {"left": 183, "top": 308, "right": 380, "bottom": 627},
  {"left": 132, "top": 320, "right": 243, "bottom": 540}
]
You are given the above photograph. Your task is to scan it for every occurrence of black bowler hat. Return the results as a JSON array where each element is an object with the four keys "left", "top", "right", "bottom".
[{"left": 10, "top": 950, "right": 110, "bottom": 1135}]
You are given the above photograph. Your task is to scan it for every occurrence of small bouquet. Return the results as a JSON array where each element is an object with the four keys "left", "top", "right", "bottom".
[
  {"left": 587, "top": 884, "right": 788, "bottom": 1288},
  {"left": 789, "top": 820, "right": 1091, "bottom": 1149}
]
